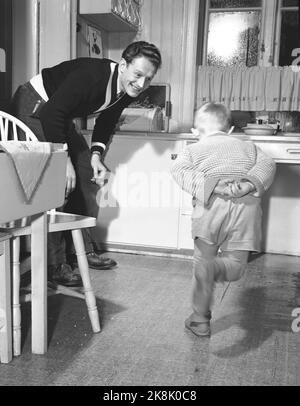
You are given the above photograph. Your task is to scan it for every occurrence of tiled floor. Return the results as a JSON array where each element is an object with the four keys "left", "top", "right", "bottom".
[{"left": 0, "top": 251, "right": 299, "bottom": 386}]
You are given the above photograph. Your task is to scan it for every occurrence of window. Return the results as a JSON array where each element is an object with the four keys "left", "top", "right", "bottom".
[
  {"left": 198, "top": 0, "right": 300, "bottom": 132},
  {"left": 201, "top": 0, "right": 300, "bottom": 67},
  {"left": 277, "top": 0, "right": 300, "bottom": 66},
  {"left": 205, "top": 0, "right": 262, "bottom": 67}
]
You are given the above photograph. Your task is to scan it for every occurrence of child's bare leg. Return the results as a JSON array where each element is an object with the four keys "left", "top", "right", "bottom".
[
  {"left": 191, "top": 238, "right": 219, "bottom": 321},
  {"left": 216, "top": 250, "right": 249, "bottom": 282},
  {"left": 186, "top": 242, "right": 249, "bottom": 337},
  {"left": 185, "top": 238, "right": 219, "bottom": 336}
]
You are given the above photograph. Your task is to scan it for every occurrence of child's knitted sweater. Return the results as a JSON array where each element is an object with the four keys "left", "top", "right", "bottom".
[{"left": 170, "top": 132, "right": 276, "bottom": 207}]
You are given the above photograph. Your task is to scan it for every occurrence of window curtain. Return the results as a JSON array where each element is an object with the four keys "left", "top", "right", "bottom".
[{"left": 196, "top": 66, "right": 300, "bottom": 111}]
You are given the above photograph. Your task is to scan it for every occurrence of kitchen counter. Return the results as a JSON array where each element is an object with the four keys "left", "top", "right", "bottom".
[
  {"left": 115, "top": 130, "right": 300, "bottom": 142},
  {"left": 82, "top": 129, "right": 300, "bottom": 142},
  {"left": 82, "top": 129, "right": 300, "bottom": 141}
]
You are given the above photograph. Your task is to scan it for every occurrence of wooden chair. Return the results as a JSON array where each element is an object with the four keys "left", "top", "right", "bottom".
[
  {"left": 0, "top": 111, "right": 100, "bottom": 357},
  {"left": 0, "top": 231, "right": 12, "bottom": 363}
]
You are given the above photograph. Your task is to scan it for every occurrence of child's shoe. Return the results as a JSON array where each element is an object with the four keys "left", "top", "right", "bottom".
[{"left": 184, "top": 313, "right": 211, "bottom": 337}]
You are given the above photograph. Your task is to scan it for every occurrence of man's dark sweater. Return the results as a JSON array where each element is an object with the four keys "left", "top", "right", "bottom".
[{"left": 39, "top": 57, "right": 135, "bottom": 154}]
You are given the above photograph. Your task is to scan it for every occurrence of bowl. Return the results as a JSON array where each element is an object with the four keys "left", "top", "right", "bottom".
[{"left": 242, "top": 126, "right": 276, "bottom": 135}]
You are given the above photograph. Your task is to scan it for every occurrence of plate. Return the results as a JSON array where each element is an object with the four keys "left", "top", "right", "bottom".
[{"left": 242, "top": 127, "right": 276, "bottom": 135}]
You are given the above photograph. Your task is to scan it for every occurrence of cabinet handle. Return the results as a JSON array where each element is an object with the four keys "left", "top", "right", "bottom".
[
  {"left": 171, "top": 154, "right": 178, "bottom": 160},
  {"left": 181, "top": 210, "right": 192, "bottom": 216},
  {"left": 165, "top": 101, "right": 172, "bottom": 117},
  {"left": 286, "top": 149, "right": 300, "bottom": 154}
]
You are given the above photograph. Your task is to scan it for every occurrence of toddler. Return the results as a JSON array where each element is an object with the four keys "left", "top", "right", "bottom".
[{"left": 171, "top": 102, "right": 276, "bottom": 336}]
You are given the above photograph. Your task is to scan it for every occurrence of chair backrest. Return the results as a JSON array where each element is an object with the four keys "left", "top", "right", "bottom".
[{"left": 0, "top": 111, "right": 38, "bottom": 141}]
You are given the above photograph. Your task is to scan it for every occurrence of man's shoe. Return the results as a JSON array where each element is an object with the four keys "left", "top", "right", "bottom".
[
  {"left": 68, "top": 252, "right": 117, "bottom": 270},
  {"left": 86, "top": 252, "right": 117, "bottom": 270},
  {"left": 48, "top": 263, "right": 83, "bottom": 287}
]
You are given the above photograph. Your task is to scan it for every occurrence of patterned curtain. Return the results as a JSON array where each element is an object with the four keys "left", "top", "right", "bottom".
[{"left": 196, "top": 66, "right": 300, "bottom": 111}]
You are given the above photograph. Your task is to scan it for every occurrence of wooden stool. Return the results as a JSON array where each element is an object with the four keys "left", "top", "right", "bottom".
[{"left": 3, "top": 213, "right": 101, "bottom": 357}]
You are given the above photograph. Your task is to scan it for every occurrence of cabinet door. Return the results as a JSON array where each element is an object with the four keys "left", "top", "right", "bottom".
[
  {"left": 97, "top": 136, "right": 183, "bottom": 248},
  {"left": 178, "top": 190, "right": 194, "bottom": 250},
  {"left": 261, "top": 164, "right": 300, "bottom": 256},
  {"left": 178, "top": 140, "right": 194, "bottom": 250}
]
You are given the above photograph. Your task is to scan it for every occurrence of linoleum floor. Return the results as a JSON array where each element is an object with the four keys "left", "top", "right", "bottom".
[{"left": 0, "top": 252, "right": 299, "bottom": 386}]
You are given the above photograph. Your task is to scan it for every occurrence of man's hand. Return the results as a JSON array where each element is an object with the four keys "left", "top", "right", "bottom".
[
  {"left": 214, "top": 179, "right": 255, "bottom": 198},
  {"left": 65, "top": 156, "right": 76, "bottom": 197},
  {"left": 90, "top": 152, "right": 108, "bottom": 187}
]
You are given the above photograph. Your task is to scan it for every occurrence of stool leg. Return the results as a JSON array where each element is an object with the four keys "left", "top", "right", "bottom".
[
  {"left": 71, "top": 229, "right": 100, "bottom": 333},
  {"left": 0, "top": 238, "right": 12, "bottom": 363},
  {"left": 31, "top": 212, "right": 47, "bottom": 354},
  {"left": 12, "top": 237, "right": 21, "bottom": 356}
]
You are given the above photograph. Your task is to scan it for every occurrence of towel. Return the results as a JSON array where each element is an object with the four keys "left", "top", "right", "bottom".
[{"left": 0, "top": 141, "right": 52, "bottom": 202}]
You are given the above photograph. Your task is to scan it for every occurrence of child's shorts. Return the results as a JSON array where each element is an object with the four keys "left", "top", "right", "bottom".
[{"left": 191, "top": 195, "right": 262, "bottom": 252}]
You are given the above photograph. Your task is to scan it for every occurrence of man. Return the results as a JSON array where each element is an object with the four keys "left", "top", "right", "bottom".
[{"left": 10, "top": 41, "right": 162, "bottom": 287}]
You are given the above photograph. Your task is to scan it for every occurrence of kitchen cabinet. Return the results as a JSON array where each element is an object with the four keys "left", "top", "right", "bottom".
[
  {"left": 251, "top": 135, "right": 300, "bottom": 256},
  {"left": 79, "top": 0, "right": 140, "bottom": 32},
  {"left": 261, "top": 164, "right": 300, "bottom": 256},
  {"left": 179, "top": 135, "right": 300, "bottom": 255},
  {"left": 96, "top": 134, "right": 184, "bottom": 249},
  {"left": 249, "top": 136, "right": 300, "bottom": 164}
]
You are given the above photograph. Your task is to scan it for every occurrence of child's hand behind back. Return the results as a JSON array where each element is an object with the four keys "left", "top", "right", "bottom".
[
  {"left": 214, "top": 179, "right": 255, "bottom": 198},
  {"left": 228, "top": 180, "right": 255, "bottom": 198}
]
